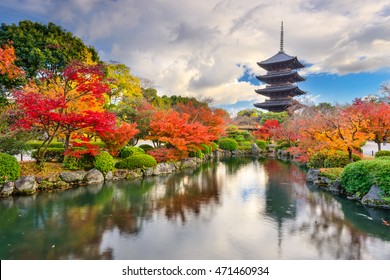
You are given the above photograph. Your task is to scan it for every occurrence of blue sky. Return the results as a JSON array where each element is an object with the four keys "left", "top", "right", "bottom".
[{"left": 1, "top": 0, "right": 390, "bottom": 116}]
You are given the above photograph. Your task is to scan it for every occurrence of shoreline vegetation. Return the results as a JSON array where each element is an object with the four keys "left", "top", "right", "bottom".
[{"left": 1, "top": 142, "right": 390, "bottom": 210}]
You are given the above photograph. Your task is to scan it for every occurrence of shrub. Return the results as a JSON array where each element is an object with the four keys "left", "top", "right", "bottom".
[
  {"left": 319, "top": 168, "right": 343, "bottom": 182},
  {"left": 31, "top": 148, "right": 65, "bottom": 162},
  {"left": 138, "top": 144, "right": 154, "bottom": 152},
  {"left": 256, "top": 140, "right": 267, "bottom": 150},
  {"left": 340, "top": 159, "right": 390, "bottom": 196},
  {"left": 200, "top": 144, "right": 212, "bottom": 155},
  {"left": 238, "top": 141, "right": 252, "bottom": 151},
  {"left": 376, "top": 156, "right": 390, "bottom": 161},
  {"left": 94, "top": 151, "right": 115, "bottom": 174},
  {"left": 189, "top": 148, "right": 204, "bottom": 159},
  {"left": 63, "top": 156, "right": 82, "bottom": 170},
  {"left": 211, "top": 142, "right": 219, "bottom": 151},
  {"left": 218, "top": 138, "right": 238, "bottom": 151},
  {"left": 0, "top": 152, "right": 20, "bottom": 183},
  {"left": 120, "top": 146, "right": 145, "bottom": 159},
  {"left": 115, "top": 154, "right": 157, "bottom": 170},
  {"left": 375, "top": 150, "right": 390, "bottom": 158},
  {"left": 309, "top": 150, "right": 361, "bottom": 168}
]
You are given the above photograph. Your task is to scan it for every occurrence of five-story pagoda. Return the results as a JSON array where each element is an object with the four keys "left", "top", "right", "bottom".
[{"left": 254, "top": 22, "right": 306, "bottom": 112}]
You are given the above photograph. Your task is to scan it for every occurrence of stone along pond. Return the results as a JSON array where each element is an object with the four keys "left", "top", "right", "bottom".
[{"left": 1, "top": 158, "right": 389, "bottom": 260}]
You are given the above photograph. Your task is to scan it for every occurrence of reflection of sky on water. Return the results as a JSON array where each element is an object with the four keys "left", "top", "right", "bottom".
[{"left": 1, "top": 158, "right": 390, "bottom": 259}]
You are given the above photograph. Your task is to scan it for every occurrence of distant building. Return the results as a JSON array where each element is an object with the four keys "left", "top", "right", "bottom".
[{"left": 254, "top": 22, "right": 306, "bottom": 112}]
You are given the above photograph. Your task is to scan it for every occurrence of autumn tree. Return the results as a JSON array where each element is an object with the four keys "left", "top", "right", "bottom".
[
  {"left": 253, "top": 119, "right": 279, "bottom": 141},
  {"left": 13, "top": 61, "right": 116, "bottom": 164}
]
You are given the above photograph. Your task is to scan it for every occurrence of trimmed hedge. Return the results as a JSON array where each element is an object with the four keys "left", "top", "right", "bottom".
[
  {"left": 218, "top": 138, "right": 238, "bottom": 151},
  {"left": 115, "top": 154, "right": 157, "bottom": 170},
  {"left": 256, "top": 140, "right": 267, "bottom": 150},
  {"left": 340, "top": 159, "right": 390, "bottom": 196},
  {"left": 375, "top": 150, "right": 390, "bottom": 158},
  {"left": 0, "top": 152, "right": 20, "bottom": 183},
  {"left": 94, "top": 151, "right": 115, "bottom": 174},
  {"left": 120, "top": 146, "right": 145, "bottom": 159},
  {"left": 308, "top": 150, "right": 361, "bottom": 168}
]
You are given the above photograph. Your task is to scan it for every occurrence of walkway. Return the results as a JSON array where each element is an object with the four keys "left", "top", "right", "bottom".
[{"left": 362, "top": 141, "right": 390, "bottom": 156}]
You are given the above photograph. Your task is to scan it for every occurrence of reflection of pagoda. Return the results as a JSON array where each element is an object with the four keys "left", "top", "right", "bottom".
[{"left": 254, "top": 22, "right": 306, "bottom": 112}]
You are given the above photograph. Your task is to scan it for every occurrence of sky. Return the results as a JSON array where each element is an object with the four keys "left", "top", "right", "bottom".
[{"left": 1, "top": 0, "right": 390, "bottom": 116}]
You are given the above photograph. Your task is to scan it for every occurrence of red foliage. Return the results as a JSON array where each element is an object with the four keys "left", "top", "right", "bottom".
[
  {"left": 97, "top": 121, "right": 139, "bottom": 156},
  {"left": 148, "top": 109, "right": 213, "bottom": 152},
  {"left": 65, "top": 134, "right": 100, "bottom": 158},
  {"left": 147, "top": 147, "right": 187, "bottom": 163},
  {"left": 253, "top": 119, "right": 279, "bottom": 140}
]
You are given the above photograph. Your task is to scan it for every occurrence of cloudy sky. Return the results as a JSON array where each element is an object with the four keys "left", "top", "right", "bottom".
[{"left": 1, "top": 0, "right": 390, "bottom": 115}]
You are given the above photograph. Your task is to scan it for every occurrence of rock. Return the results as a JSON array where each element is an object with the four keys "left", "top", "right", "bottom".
[
  {"left": 252, "top": 143, "right": 261, "bottom": 154},
  {"left": 361, "top": 185, "right": 390, "bottom": 209},
  {"left": 83, "top": 169, "right": 104, "bottom": 184},
  {"left": 14, "top": 176, "right": 38, "bottom": 195},
  {"left": 306, "top": 169, "right": 320, "bottom": 182},
  {"left": 154, "top": 162, "right": 176, "bottom": 174},
  {"left": 126, "top": 170, "right": 143, "bottom": 180},
  {"left": 181, "top": 158, "right": 199, "bottom": 169},
  {"left": 0, "top": 182, "right": 15, "bottom": 197},
  {"left": 46, "top": 173, "right": 60, "bottom": 182},
  {"left": 328, "top": 180, "right": 343, "bottom": 193},
  {"left": 105, "top": 171, "right": 113, "bottom": 180},
  {"left": 60, "top": 171, "right": 87, "bottom": 183},
  {"left": 113, "top": 169, "right": 129, "bottom": 180}
]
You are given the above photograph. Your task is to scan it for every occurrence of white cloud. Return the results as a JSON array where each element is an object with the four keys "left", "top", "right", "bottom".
[{"left": 2, "top": 0, "right": 390, "bottom": 106}]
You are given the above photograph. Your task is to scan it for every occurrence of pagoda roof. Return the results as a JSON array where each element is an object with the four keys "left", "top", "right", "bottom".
[
  {"left": 257, "top": 70, "right": 305, "bottom": 83},
  {"left": 255, "top": 85, "right": 306, "bottom": 96},
  {"left": 254, "top": 99, "right": 293, "bottom": 112},
  {"left": 258, "top": 51, "right": 304, "bottom": 71}
]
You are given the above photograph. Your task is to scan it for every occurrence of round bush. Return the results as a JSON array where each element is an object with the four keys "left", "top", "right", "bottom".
[
  {"left": 256, "top": 140, "right": 267, "bottom": 150},
  {"left": 375, "top": 150, "right": 390, "bottom": 158},
  {"left": 63, "top": 155, "right": 82, "bottom": 170},
  {"left": 115, "top": 154, "right": 157, "bottom": 170},
  {"left": 218, "top": 138, "right": 238, "bottom": 151},
  {"left": 94, "top": 151, "right": 115, "bottom": 174},
  {"left": 309, "top": 150, "right": 360, "bottom": 168},
  {"left": 0, "top": 152, "right": 20, "bottom": 183},
  {"left": 120, "top": 146, "right": 145, "bottom": 159},
  {"left": 340, "top": 159, "right": 390, "bottom": 196},
  {"left": 200, "top": 144, "right": 212, "bottom": 155},
  {"left": 189, "top": 148, "right": 204, "bottom": 159}
]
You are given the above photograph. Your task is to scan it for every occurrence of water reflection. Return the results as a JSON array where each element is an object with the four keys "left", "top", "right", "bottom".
[{"left": 0, "top": 158, "right": 389, "bottom": 260}]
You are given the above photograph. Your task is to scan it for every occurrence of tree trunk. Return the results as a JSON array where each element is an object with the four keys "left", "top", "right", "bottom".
[
  {"left": 64, "top": 133, "right": 71, "bottom": 154},
  {"left": 348, "top": 147, "right": 353, "bottom": 162}
]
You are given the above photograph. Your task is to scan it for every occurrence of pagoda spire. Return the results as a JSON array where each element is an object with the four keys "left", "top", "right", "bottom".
[{"left": 280, "top": 21, "right": 284, "bottom": 53}]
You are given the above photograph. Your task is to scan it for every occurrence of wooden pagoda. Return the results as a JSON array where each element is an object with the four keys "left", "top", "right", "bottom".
[{"left": 254, "top": 22, "right": 306, "bottom": 112}]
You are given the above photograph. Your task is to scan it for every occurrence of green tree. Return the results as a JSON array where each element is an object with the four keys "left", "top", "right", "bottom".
[{"left": 0, "top": 20, "right": 99, "bottom": 79}]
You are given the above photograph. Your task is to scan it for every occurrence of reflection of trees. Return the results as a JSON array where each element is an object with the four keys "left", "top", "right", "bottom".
[
  {"left": 154, "top": 162, "right": 221, "bottom": 223},
  {"left": 0, "top": 161, "right": 222, "bottom": 259}
]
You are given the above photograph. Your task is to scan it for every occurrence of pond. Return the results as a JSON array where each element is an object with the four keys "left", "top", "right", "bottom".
[{"left": 1, "top": 158, "right": 389, "bottom": 260}]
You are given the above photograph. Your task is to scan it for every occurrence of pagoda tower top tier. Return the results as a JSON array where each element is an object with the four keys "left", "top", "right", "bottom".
[{"left": 253, "top": 22, "right": 306, "bottom": 112}]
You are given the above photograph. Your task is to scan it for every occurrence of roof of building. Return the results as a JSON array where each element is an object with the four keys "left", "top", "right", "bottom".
[
  {"left": 257, "top": 70, "right": 305, "bottom": 83},
  {"left": 255, "top": 84, "right": 306, "bottom": 96},
  {"left": 257, "top": 51, "right": 305, "bottom": 70}
]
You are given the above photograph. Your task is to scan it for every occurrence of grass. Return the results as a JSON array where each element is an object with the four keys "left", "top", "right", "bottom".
[{"left": 19, "top": 161, "right": 66, "bottom": 178}]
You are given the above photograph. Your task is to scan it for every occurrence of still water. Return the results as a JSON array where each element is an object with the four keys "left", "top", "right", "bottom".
[{"left": 1, "top": 158, "right": 389, "bottom": 260}]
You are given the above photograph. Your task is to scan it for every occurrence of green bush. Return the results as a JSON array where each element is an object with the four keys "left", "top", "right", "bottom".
[
  {"left": 200, "top": 144, "right": 212, "bottom": 155},
  {"left": 63, "top": 156, "right": 82, "bottom": 170},
  {"left": 138, "top": 144, "right": 154, "bottom": 152},
  {"left": 27, "top": 141, "right": 64, "bottom": 149},
  {"left": 308, "top": 150, "right": 360, "bottom": 168},
  {"left": 340, "top": 159, "right": 390, "bottom": 196},
  {"left": 189, "top": 149, "right": 204, "bottom": 159},
  {"left": 319, "top": 168, "right": 343, "bottom": 181},
  {"left": 0, "top": 153, "right": 20, "bottom": 183},
  {"left": 218, "top": 138, "right": 238, "bottom": 151},
  {"left": 120, "top": 146, "right": 145, "bottom": 159},
  {"left": 238, "top": 141, "right": 252, "bottom": 151},
  {"left": 376, "top": 156, "right": 390, "bottom": 161},
  {"left": 94, "top": 151, "right": 115, "bottom": 174},
  {"left": 31, "top": 148, "right": 65, "bottom": 162},
  {"left": 115, "top": 154, "right": 157, "bottom": 170},
  {"left": 211, "top": 142, "right": 218, "bottom": 151},
  {"left": 375, "top": 150, "right": 390, "bottom": 158},
  {"left": 256, "top": 140, "right": 267, "bottom": 150}
]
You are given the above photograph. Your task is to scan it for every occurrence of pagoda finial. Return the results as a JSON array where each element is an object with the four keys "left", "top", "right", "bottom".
[{"left": 280, "top": 21, "right": 284, "bottom": 52}]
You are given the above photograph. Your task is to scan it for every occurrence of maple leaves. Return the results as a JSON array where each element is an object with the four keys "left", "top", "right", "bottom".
[{"left": 0, "top": 44, "right": 24, "bottom": 79}]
